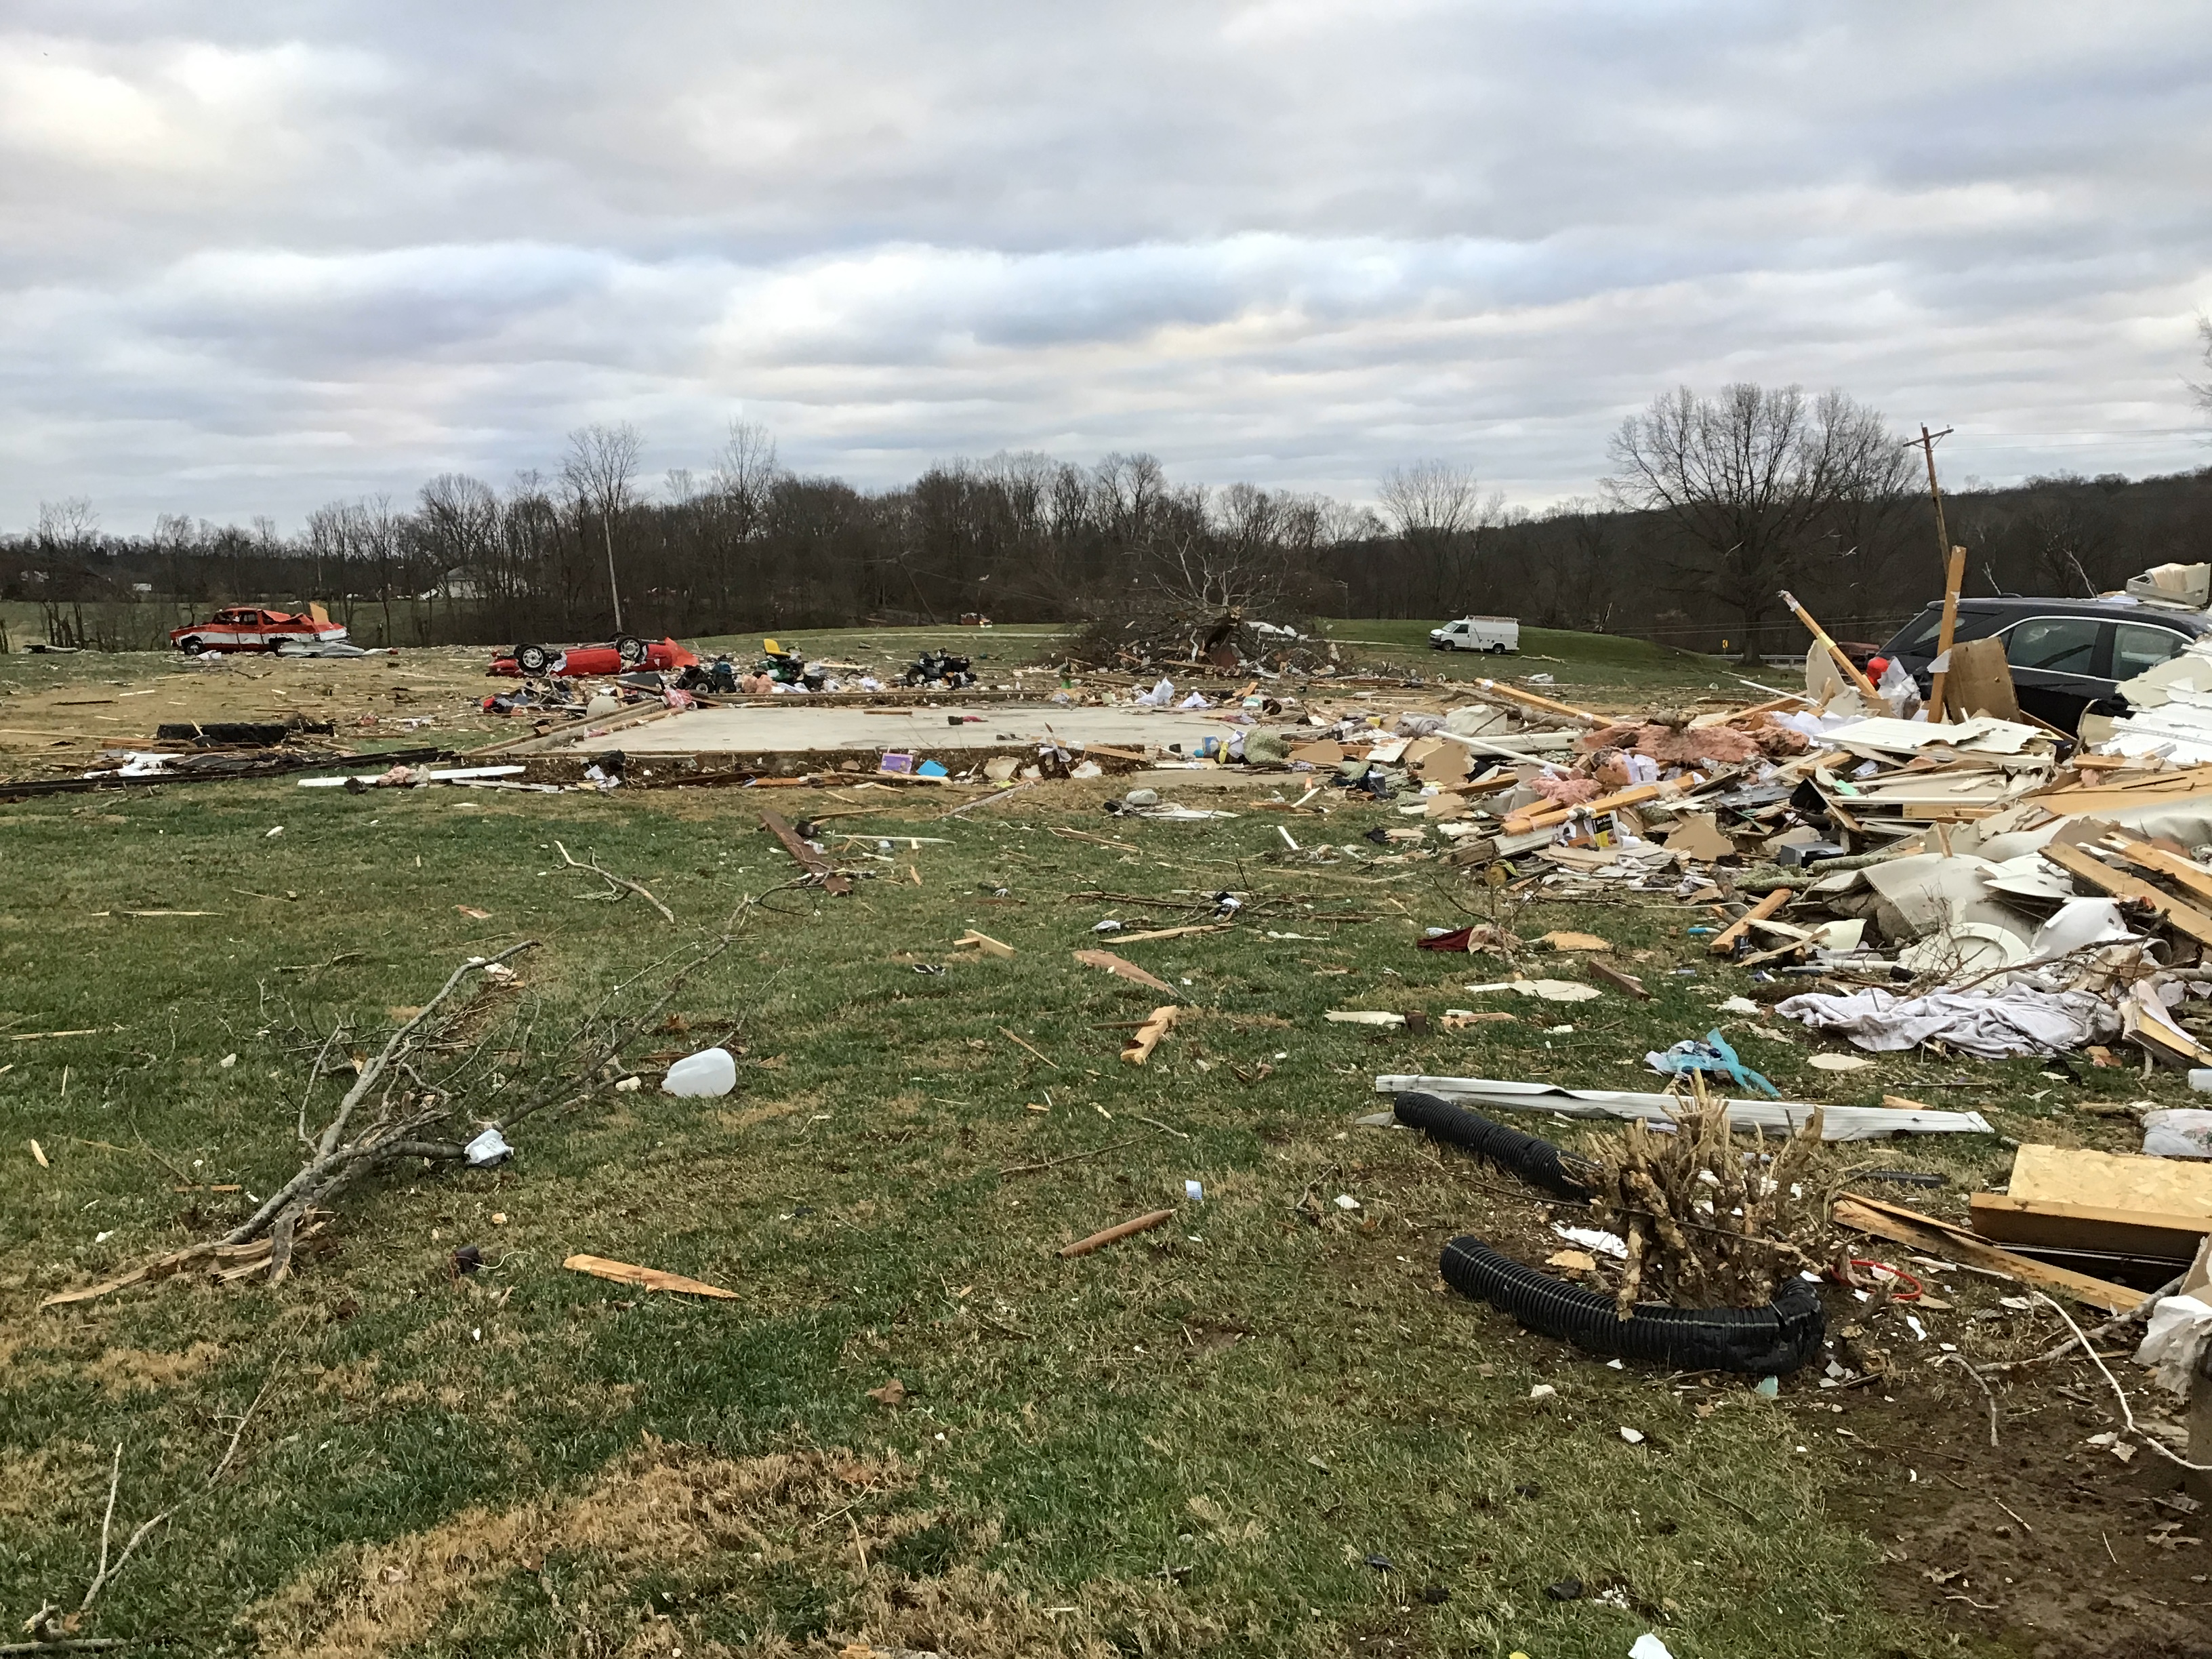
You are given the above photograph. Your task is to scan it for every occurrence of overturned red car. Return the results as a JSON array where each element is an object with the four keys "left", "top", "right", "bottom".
[
  {"left": 171, "top": 605, "right": 349, "bottom": 654},
  {"left": 487, "top": 635, "right": 699, "bottom": 677}
]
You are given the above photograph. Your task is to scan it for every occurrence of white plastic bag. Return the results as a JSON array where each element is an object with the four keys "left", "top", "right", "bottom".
[
  {"left": 661, "top": 1046, "right": 737, "bottom": 1098},
  {"left": 1876, "top": 657, "right": 1923, "bottom": 720},
  {"left": 2133, "top": 1293, "right": 2212, "bottom": 1393}
]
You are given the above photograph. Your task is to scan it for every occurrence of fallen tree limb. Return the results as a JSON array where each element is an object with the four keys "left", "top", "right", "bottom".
[{"left": 554, "top": 840, "right": 674, "bottom": 922}]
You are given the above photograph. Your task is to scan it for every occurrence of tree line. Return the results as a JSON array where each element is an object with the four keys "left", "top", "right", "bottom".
[{"left": 5, "top": 392, "right": 2210, "bottom": 660}]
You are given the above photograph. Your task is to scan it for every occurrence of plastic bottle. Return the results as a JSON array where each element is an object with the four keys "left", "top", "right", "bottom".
[{"left": 661, "top": 1047, "right": 737, "bottom": 1098}]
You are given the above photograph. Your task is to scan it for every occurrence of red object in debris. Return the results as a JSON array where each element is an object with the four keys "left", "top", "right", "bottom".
[
  {"left": 1418, "top": 927, "right": 1475, "bottom": 952},
  {"left": 1865, "top": 655, "right": 1891, "bottom": 680},
  {"left": 171, "top": 605, "right": 348, "bottom": 654},
  {"left": 487, "top": 636, "right": 699, "bottom": 678}
]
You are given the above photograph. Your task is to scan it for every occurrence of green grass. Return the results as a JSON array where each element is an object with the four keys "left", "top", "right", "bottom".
[
  {"left": 3, "top": 754, "right": 2161, "bottom": 1658},
  {"left": 1315, "top": 619, "right": 1738, "bottom": 696}
]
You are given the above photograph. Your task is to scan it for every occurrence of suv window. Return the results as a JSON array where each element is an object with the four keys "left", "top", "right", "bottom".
[
  {"left": 2114, "top": 621, "right": 2192, "bottom": 679},
  {"left": 1887, "top": 607, "right": 1946, "bottom": 656},
  {"left": 2001, "top": 616, "right": 2100, "bottom": 676}
]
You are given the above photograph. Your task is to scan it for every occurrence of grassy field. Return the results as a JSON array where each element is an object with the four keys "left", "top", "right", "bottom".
[
  {"left": 1313, "top": 621, "right": 1739, "bottom": 697},
  {"left": 0, "top": 628, "right": 2195, "bottom": 1657}
]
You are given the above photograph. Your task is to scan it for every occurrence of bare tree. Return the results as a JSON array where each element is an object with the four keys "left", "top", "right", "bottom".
[
  {"left": 1377, "top": 460, "right": 1502, "bottom": 613},
  {"left": 562, "top": 422, "right": 643, "bottom": 632},
  {"left": 35, "top": 497, "right": 99, "bottom": 554},
  {"left": 1604, "top": 384, "right": 1909, "bottom": 663},
  {"left": 2192, "top": 314, "right": 2212, "bottom": 418}
]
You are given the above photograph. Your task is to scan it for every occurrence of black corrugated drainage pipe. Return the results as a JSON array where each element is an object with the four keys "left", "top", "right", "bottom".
[
  {"left": 1439, "top": 1236, "right": 1826, "bottom": 1374},
  {"left": 1393, "top": 1090, "right": 1596, "bottom": 1200}
]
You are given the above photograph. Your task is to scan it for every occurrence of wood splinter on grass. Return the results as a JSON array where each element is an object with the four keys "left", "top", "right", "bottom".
[
  {"left": 1059, "top": 1208, "right": 1176, "bottom": 1258},
  {"left": 955, "top": 930, "right": 1015, "bottom": 958},
  {"left": 562, "top": 1253, "right": 738, "bottom": 1299},
  {"left": 1122, "top": 1006, "right": 1179, "bottom": 1065}
]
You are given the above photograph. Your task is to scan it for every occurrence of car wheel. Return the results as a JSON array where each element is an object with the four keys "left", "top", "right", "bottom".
[
  {"left": 514, "top": 643, "right": 552, "bottom": 674},
  {"left": 178, "top": 636, "right": 205, "bottom": 655},
  {"left": 614, "top": 634, "right": 647, "bottom": 665},
  {"left": 1490, "top": 642, "right": 1508, "bottom": 655}
]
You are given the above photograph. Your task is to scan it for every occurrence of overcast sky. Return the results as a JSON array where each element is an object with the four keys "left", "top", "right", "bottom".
[{"left": 3, "top": 2, "right": 2209, "bottom": 532}]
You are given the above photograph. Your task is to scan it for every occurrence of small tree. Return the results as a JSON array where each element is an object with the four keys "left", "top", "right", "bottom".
[{"left": 1604, "top": 384, "right": 1909, "bottom": 663}]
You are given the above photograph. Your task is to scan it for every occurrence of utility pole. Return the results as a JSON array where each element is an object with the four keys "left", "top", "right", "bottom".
[{"left": 1906, "top": 424, "right": 1965, "bottom": 721}]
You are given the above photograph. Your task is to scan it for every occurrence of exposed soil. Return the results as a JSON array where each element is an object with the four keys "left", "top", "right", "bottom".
[{"left": 1826, "top": 1353, "right": 2209, "bottom": 1657}]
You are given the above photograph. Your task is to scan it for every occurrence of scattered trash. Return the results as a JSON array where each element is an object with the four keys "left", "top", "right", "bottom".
[
  {"left": 464, "top": 1128, "right": 512, "bottom": 1168},
  {"left": 661, "top": 1047, "right": 737, "bottom": 1097}
]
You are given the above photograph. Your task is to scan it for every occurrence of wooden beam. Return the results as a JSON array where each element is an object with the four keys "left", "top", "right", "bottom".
[
  {"left": 1926, "top": 542, "right": 1968, "bottom": 719},
  {"left": 1968, "top": 1195, "right": 2210, "bottom": 1263},
  {"left": 2042, "top": 839, "right": 2212, "bottom": 947},
  {"left": 1503, "top": 783, "right": 1666, "bottom": 836},
  {"left": 1778, "top": 588, "right": 1881, "bottom": 698},
  {"left": 1471, "top": 676, "right": 1605, "bottom": 726},
  {"left": 1830, "top": 1193, "right": 2142, "bottom": 1314}
]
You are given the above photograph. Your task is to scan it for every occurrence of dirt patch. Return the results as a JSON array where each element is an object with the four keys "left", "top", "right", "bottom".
[
  {"left": 87, "top": 1340, "right": 224, "bottom": 1395},
  {"left": 1829, "top": 1361, "right": 2211, "bottom": 1657},
  {"left": 246, "top": 1437, "right": 1235, "bottom": 1659},
  {"left": 249, "top": 1440, "right": 905, "bottom": 1656}
]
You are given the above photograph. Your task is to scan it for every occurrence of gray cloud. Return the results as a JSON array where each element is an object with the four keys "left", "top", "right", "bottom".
[{"left": 2, "top": 1, "right": 2209, "bottom": 528}]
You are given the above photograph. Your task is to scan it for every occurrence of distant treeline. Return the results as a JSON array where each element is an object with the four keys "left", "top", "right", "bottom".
[{"left": 6, "top": 417, "right": 2210, "bottom": 657}]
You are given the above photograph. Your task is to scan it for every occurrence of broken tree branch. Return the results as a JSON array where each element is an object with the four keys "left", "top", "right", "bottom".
[{"left": 554, "top": 839, "right": 675, "bottom": 922}]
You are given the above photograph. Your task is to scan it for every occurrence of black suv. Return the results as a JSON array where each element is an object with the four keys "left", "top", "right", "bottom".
[{"left": 1875, "top": 596, "right": 2212, "bottom": 732}]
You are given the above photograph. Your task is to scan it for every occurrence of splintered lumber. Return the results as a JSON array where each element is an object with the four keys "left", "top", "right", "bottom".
[
  {"left": 760, "top": 811, "right": 852, "bottom": 895},
  {"left": 1779, "top": 588, "right": 1882, "bottom": 699},
  {"left": 1072, "top": 948, "right": 1176, "bottom": 995},
  {"left": 1472, "top": 676, "right": 1603, "bottom": 726},
  {"left": 563, "top": 1254, "right": 738, "bottom": 1299},
  {"left": 2043, "top": 839, "right": 2212, "bottom": 947},
  {"left": 1121, "top": 1006, "right": 1179, "bottom": 1065},
  {"left": 1058, "top": 1208, "right": 1175, "bottom": 1258},
  {"left": 1830, "top": 1194, "right": 2140, "bottom": 1314},
  {"left": 1372, "top": 1076, "right": 1992, "bottom": 1140},
  {"left": 1708, "top": 889, "right": 1789, "bottom": 956},
  {"left": 954, "top": 930, "right": 1016, "bottom": 958}
]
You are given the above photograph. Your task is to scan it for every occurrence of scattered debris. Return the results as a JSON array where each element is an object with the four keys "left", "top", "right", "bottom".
[{"left": 562, "top": 1254, "right": 739, "bottom": 1298}]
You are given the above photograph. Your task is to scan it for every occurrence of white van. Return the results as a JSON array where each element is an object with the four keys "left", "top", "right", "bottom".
[{"left": 1427, "top": 615, "right": 1520, "bottom": 654}]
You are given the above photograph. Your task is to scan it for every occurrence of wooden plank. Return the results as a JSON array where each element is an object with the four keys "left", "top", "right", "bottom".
[
  {"left": 1109, "top": 922, "right": 1233, "bottom": 945},
  {"left": 1830, "top": 1193, "right": 2142, "bottom": 1314},
  {"left": 1927, "top": 543, "right": 1968, "bottom": 718},
  {"left": 1471, "top": 676, "right": 1605, "bottom": 726},
  {"left": 1708, "top": 888, "right": 1788, "bottom": 956},
  {"left": 2042, "top": 839, "right": 2212, "bottom": 947},
  {"left": 1968, "top": 1194, "right": 2210, "bottom": 1262},
  {"left": 760, "top": 810, "right": 853, "bottom": 895},
  {"left": 1779, "top": 588, "right": 1881, "bottom": 698}
]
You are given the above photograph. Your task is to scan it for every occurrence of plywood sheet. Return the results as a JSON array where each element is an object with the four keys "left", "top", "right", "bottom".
[{"left": 2010, "top": 1143, "right": 2212, "bottom": 1218}]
